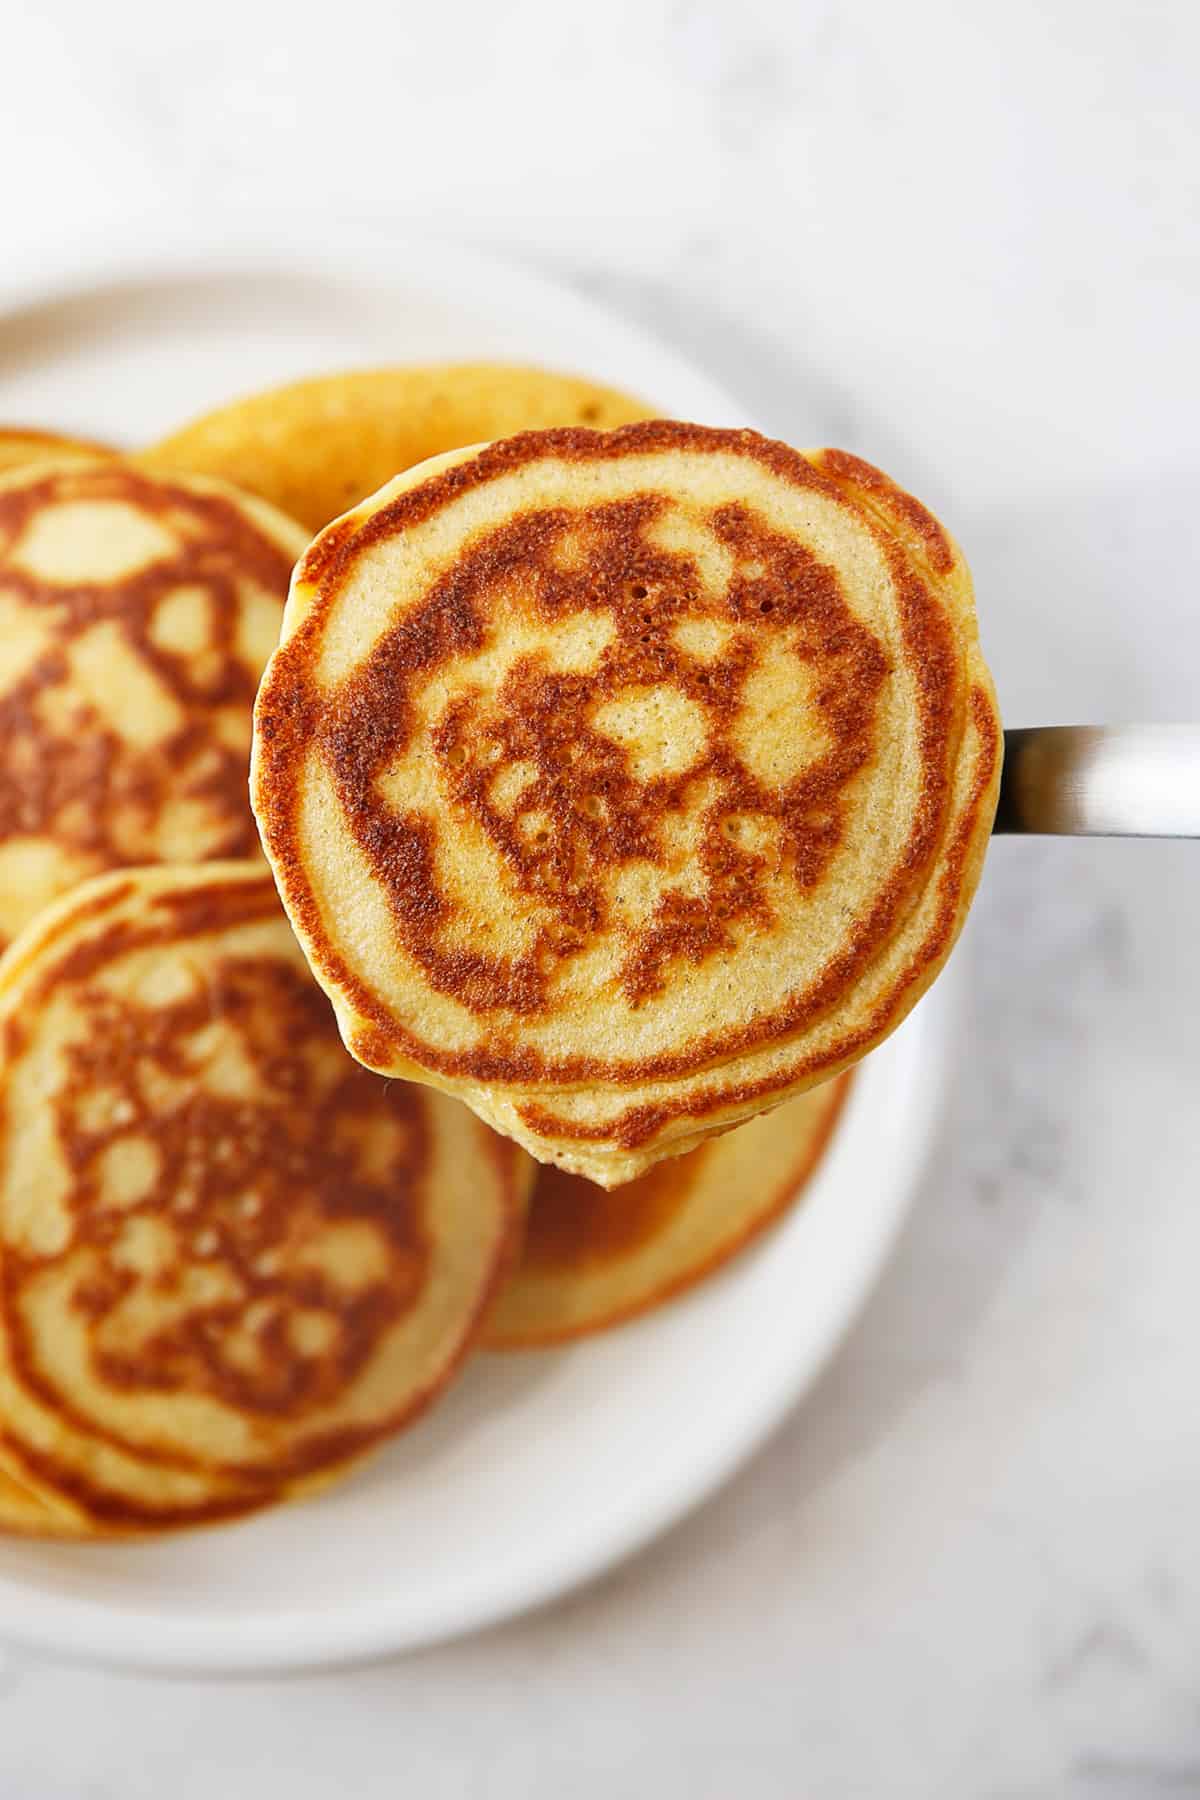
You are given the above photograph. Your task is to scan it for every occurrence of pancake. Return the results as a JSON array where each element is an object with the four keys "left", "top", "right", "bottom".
[
  {"left": 252, "top": 422, "right": 1002, "bottom": 1185},
  {"left": 0, "top": 863, "right": 524, "bottom": 1535},
  {"left": 0, "top": 427, "right": 117, "bottom": 474},
  {"left": 487, "top": 1076, "right": 849, "bottom": 1347},
  {"left": 140, "top": 363, "right": 654, "bottom": 533},
  {"left": 0, "top": 458, "right": 307, "bottom": 954},
  {"left": 0, "top": 1465, "right": 76, "bottom": 1535}
]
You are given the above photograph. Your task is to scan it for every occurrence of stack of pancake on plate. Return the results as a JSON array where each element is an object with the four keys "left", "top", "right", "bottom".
[{"left": 0, "top": 367, "right": 999, "bottom": 1536}]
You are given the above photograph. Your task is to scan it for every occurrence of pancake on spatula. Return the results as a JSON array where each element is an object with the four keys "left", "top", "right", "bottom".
[
  {"left": 0, "top": 459, "right": 306, "bottom": 953},
  {"left": 0, "top": 427, "right": 116, "bottom": 474},
  {"left": 487, "top": 1076, "right": 849, "bottom": 1348},
  {"left": 0, "top": 863, "right": 525, "bottom": 1536},
  {"left": 140, "top": 363, "right": 654, "bottom": 533},
  {"left": 252, "top": 422, "right": 1001, "bottom": 1186}
]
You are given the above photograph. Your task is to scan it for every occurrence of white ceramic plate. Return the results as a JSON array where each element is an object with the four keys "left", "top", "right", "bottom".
[{"left": 0, "top": 221, "right": 958, "bottom": 1674}]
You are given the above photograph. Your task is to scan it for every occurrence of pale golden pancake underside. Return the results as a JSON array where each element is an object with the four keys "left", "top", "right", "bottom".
[
  {"left": 0, "top": 864, "right": 524, "bottom": 1535},
  {"left": 140, "top": 362, "right": 654, "bottom": 532},
  {"left": 487, "top": 1075, "right": 850, "bottom": 1348},
  {"left": 0, "top": 459, "right": 307, "bottom": 953},
  {"left": 0, "top": 427, "right": 117, "bottom": 475},
  {"left": 252, "top": 423, "right": 1001, "bottom": 1183}
]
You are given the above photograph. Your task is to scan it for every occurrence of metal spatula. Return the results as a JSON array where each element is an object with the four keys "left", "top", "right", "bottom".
[{"left": 995, "top": 726, "right": 1200, "bottom": 837}]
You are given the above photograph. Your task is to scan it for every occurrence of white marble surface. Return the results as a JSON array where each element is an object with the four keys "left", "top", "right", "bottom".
[{"left": 2, "top": 1, "right": 1200, "bottom": 1793}]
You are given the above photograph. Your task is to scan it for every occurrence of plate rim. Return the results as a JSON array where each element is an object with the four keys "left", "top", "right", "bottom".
[
  {"left": 0, "top": 222, "right": 958, "bottom": 1675},
  {"left": 0, "top": 214, "right": 747, "bottom": 439}
]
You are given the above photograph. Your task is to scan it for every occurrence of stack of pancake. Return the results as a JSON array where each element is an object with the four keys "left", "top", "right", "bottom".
[{"left": 0, "top": 366, "right": 909, "bottom": 1538}]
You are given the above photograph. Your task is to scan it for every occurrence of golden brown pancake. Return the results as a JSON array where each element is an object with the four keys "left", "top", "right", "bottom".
[
  {"left": 0, "top": 1464, "right": 74, "bottom": 1535},
  {"left": 0, "top": 459, "right": 307, "bottom": 953},
  {"left": 252, "top": 423, "right": 1001, "bottom": 1185},
  {"left": 0, "top": 863, "right": 525, "bottom": 1535},
  {"left": 140, "top": 363, "right": 654, "bottom": 532},
  {"left": 487, "top": 1076, "right": 849, "bottom": 1347},
  {"left": 0, "top": 427, "right": 117, "bottom": 474}
]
